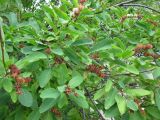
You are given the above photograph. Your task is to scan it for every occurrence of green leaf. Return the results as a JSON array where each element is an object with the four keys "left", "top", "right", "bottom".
[
  {"left": 54, "top": 7, "right": 69, "bottom": 20},
  {"left": 146, "top": 106, "right": 160, "bottom": 119},
  {"left": 105, "top": 80, "right": 113, "bottom": 92},
  {"left": 41, "top": 111, "right": 56, "bottom": 120},
  {"left": 58, "top": 93, "right": 68, "bottom": 108},
  {"left": 37, "top": 69, "right": 52, "bottom": 88},
  {"left": 94, "top": 88, "right": 105, "bottom": 100},
  {"left": 155, "top": 88, "right": 160, "bottom": 111},
  {"left": 42, "top": 5, "right": 57, "bottom": 19},
  {"left": 68, "top": 72, "right": 83, "bottom": 88},
  {"left": 54, "top": 64, "right": 69, "bottom": 85},
  {"left": 105, "top": 104, "right": 120, "bottom": 117},
  {"left": 0, "top": 61, "right": 5, "bottom": 75},
  {"left": 69, "top": 94, "right": 89, "bottom": 109},
  {"left": 124, "top": 65, "right": 139, "bottom": 74},
  {"left": 10, "top": 91, "right": 17, "bottom": 103},
  {"left": 39, "top": 98, "right": 56, "bottom": 113},
  {"left": 72, "top": 0, "right": 79, "bottom": 6},
  {"left": 28, "top": 110, "right": 41, "bottom": 120},
  {"left": 16, "top": 52, "right": 47, "bottom": 69},
  {"left": 115, "top": 94, "right": 126, "bottom": 115},
  {"left": 51, "top": 47, "right": 64, "bottom": 56},
  {"left": 40, "top": 88, "right": 60, "bottom": 99},
  {"left": 153, "top": 67, "right": 160, "bottom": 79},
  {"left": 126, "top": 89, "right": 151, "bottom": 97},
  {"left": 127, "top": 100, "right": 138, "bottom": 111},
  {"left": 90, "top": 39, "right": 112, "bottom": 53},
  {"left": 18, "top": 89, "right": 33, "bottom": 107},
  {"left": 105, "top": 88, "right": 117, "bottom": 109},
  {"left": 129, "top": 112, "right": 145, "bottom": 120},
  {"left": 64, "top": 48, "right": 81, "bottom": 64},
  {"left": 71, "top": 39, "right": 93, "bottom": 46},
  {"left": 3, "top": 78, "right": 13, "bottom": 93}
]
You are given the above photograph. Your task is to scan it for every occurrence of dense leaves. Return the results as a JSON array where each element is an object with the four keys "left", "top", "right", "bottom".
[{"left": 0, "top": 0, "right": 160, "bottom": 119}]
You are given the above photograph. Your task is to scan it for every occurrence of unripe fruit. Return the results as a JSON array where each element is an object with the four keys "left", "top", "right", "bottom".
[
  {"left": 79, "top": 4, "right": 85, "bottom": 11},
  {"left": 73, "top": 8, "right": 80, "bottom": 16}
]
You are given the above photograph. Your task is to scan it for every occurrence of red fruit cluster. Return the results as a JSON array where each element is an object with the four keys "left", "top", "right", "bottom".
[
  {"left": 135, "top": 44, "right": 153, "bottom": 51},
  {"left": 18, "top": 44, "right": 25, "bottom": 48},
  {"left": 79, "top": 0, "right": 87, "bottom": 4},
  {"left": 64, "top": 86, "right": 78, "bottom": 97},
  {"left": 45, "top": 48, "right": 51, "bottom": 54},
  {"left": 87, "top": 64, "right": 107, "bottom": 78},
  {"left": 134, "top": 44, "right": 153, "bottom": 56},
  {"left": 9, "top": 64, "right": 32, "bottom": 94},
  {"left": 54, "top": 56, "right": 64, "bottom": 64},
  {"left": 144, "top": 52, "right": 160, "bottom": 59},
  {"left": 134, "top": 44, "right": 160, "bottom": 59},
  {"left": 90, "top": 53, "right": 99, "bottom": 60},
  {"left": 9, "top": 64, "right": 21, "bottom": 78},
  {"left": 51, "top": 108, "right": 61, "bottom": 117}
]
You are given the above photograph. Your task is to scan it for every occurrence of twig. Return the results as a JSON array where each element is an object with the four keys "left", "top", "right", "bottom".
[
  {"left": 82, "top": 109, "right": 86, "bottom": 120},
  {"left": 121, "top": 4, "right": 160, "bottom": 14},
  {"left": 113, "top": 0, "right": 136, "bottom": 7},
  {"left": 0, "top": 26, "right": 7, "bottom": 74},
  {"left": 95, "top": 0, "right": 136, "bottom": 14},
  {"left": 84, "top": 86, "right": 106, "bottom": 120},
  {"left": 95, "top": 0, "right": 160, "bottom": 14}
]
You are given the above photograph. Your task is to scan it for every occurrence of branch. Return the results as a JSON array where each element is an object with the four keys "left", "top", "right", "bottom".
[
  {"left": 0, "top": 26, "right": 7, "bottom": 74},
  {"left": 113, "top": 0, "right": 136, "bottom": 7},
  {"left": 84, "top": 86, "right": 106, "bottom": 120},
  {"left": 82, "top": 109, "right": 86, "bottom": 120},
  {"left": 121, "top": 4, "right": 160, "bottom": 14},
  {"left": 95, "top": 0, "right": 136, "bottom": 14},
  {"left": 95, "top": 0, "right": 160, "bottom": 14}
]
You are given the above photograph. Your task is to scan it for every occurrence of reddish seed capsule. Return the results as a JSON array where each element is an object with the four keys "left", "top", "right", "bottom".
[
  {"left": 54, "top": 56, "right": 64, "bottom": 64},
  {"left": 99, "top": 73, "right": 106, "bottom": 78},
  {"left": 16, "top": 87, "right": 22, "bottom": 95},
  {"left": 65, "top": 86, "right": 72, "bottom": 95},
  {"left": 24, "top": 77, "right": 32, "bottom": 83},
  {"left": 45, "top": 48, "right": 51, "bottom": 54},
  {"left": 79, "top": 0, "right": 87, "bottom": 4},
  {"left": 51, "top": 108, "right": 61, "bottom": 117},
  {"left": 74, "top": 92, "right": 78, "bottom": 97},
  {"left": 19, "top": 44, "right": 25, "bottom": 48},
  {"left": 151, "top": 53, "right": 160, "bottom": 59},
  {"left": 144, "top": 52, "right": 151, "bottom": 57},
  {"left": 144, "top": 44, "right": 153, "bottom": 49}
]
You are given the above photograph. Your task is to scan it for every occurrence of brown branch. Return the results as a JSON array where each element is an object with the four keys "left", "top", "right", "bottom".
[
  {"left": 113, "top": 0, "right": 137, "bottom": 7},
  {"left": 0, "top": 27, "right": 7, "bottom": 74},
  {"left": 95, "top": 0, "right": 160, "bottom": 14},
  {"left": 121, "top": 4, "right": 160, "bottom": 14},
  {"left": 84, "top": 86, "right": 106, "bottom": 120},
  {"left": 95, "top": 0, "right": 137, "bottom": 14}
]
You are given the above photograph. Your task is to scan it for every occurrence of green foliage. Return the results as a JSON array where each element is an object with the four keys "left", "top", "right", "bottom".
[{"left": 0, "top": 0, "right": 160, "bottom": 119}]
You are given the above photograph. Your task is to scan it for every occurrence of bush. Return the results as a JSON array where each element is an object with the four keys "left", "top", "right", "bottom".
[{"left": 0, "top": 0, "right": 160, "bottom": 119}]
